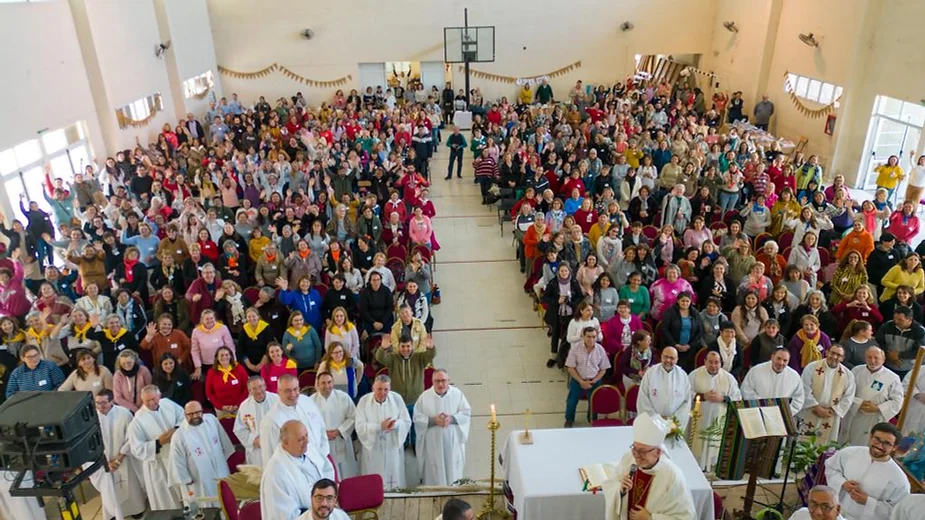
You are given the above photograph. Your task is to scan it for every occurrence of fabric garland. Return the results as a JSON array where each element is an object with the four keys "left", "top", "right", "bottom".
[
  {"left": 116, "top": 109, "right": 160, "bottom": 129},
  {"left": 783, "top": 70, "right": 842, "bottom": 119},
  {"left": 218, "top": 63, "right": 352, "bottom": 88},
  {"left": 190, "top": 85, "right": 212, "bottom": 100},
  {"left": 458, "top": 60, "right": 582, "bottom": 85}
]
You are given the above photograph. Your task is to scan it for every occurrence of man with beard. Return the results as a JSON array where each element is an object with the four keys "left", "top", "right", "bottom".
[
  {"left": 168, "top": 401, "right": 235, "bottom": 508},
  {"left": 296, "top": 479, "right": 350, "bottom": 520}
]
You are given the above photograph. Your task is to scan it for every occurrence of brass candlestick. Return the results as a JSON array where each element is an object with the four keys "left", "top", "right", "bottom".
[
  {"left": 478, "top": 417, "right": 511, "bottom": 519},
  {"left": 519, "top": 408, "right": 533, "bottom": 444},
  {"left": 688, "top": 395, "right": 702, "bottom": 447}
]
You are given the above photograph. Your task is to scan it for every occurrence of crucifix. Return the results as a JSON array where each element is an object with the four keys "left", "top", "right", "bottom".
[{"left": 519, "top": 408, "right": 534, "bottom": 444}]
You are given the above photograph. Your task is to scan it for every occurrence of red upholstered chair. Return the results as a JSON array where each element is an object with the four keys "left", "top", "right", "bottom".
[
  {"left": 239, "top": 501, "right": 262, "bottom": 520},
  {"left": 314, "top": 282, "right": 328, "bottom": 299},
  {"left": 298, "top": 369, "right": 317, "bottom": 391},
  {"left": 220, "top": 417, "right": 240, "bottom": 445},
  {"left": 220, "top": 480, "right": 240, "bottom": 520},
  {"left": 713, "top": 491, "right": 725, "bottom": 520},
  {"left": 754, "top": 232, "right": 773, "bottom": 250},
  {"left": 695, "top": 348, "right": 709, "bottom": 368},
  {"left": 590, "top": 385, "right": 625, "bottom": 427},
  {"left": 642, "top": 225, "right": 658, "bottom": 240},
  {"left": 709, "top": 222, "right": 728, "bottom": 233},
  {"left": 328, "top": 453, "right": 339, "bottom": 484},
  {"left": 386, "top": 257, "right": 406, "bottom": 292},
  {"left": 778, "top": 231, "right": 794, "bottom": 250},
  {"left": 227, "top": 450, "right": 245, "bottom": 473},
  {"left": 386, "top": 243, "right": 407, "bottom": 261},
  {"left": 424, "top": 366, "right": 434, "bottom": 390},
  {"left": 242, "top": 286, "right": 261, "bottom": 304},
  {"left": 375, "top": 367, "right": 389, "bottom": 379},
  {"left": 624, "top": 384, "right": 640, "bottom": 424},
  {"left": 818, "top": 247, "right": 831, "bottom": 267},
  {"left": 338, "top": 474, "right": 384, "bottom": 519}
]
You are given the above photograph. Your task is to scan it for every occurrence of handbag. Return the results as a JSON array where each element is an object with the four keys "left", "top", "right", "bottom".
[{"left": 431, "top": 284, "right": 441, "bottom": 305}]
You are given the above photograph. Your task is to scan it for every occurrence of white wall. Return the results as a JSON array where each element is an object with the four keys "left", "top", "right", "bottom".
[
  {"left": 207, "top": 0, "right": 718, "bottom": 105},
  {"left": 0, "top": 1, "right": 105, "bottom": 159},
  {"left": 158, "top": 0, "right": 221, "bottom": 116}
]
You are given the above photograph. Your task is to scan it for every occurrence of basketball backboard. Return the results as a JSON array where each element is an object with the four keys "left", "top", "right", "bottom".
[{"left": 444, "top": 26, "right": 495, "bottom": 63}]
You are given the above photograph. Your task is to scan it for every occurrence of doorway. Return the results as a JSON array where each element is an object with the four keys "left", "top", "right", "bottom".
[{"left": 858, "top": 95, "right": 925, "bottom": 196}]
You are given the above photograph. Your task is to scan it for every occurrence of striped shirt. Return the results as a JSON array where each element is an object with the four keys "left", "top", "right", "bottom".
[
  {"left": 5, "top": 360, "right": 65, "bottom": 398},
  {"left": 566, "top": 342, "right": 612, "bottom": 380}
]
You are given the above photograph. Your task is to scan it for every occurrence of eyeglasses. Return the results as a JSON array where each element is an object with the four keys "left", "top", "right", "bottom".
[
  {"left": 185, "top": 411, "right": 203, "bottom": 418},
  {"left": 312, "top": 494, "right": 337, "bottom": 503},
  {"left": 23, "top": 353, "right": 40, "bottom": 360},
  {"left": 630, "top": 443, "right": 658, "bottom": 455},
  {"left": 808, "top": 501, "right": 836, "bottom": 512},
  {"left": 870, "top": 436, "right": 895, "bottom": 449}
]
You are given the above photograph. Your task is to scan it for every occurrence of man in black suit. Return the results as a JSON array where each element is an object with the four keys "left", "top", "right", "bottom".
[{"left": 184, "top": 113, "right": 204, "bottom": 141}]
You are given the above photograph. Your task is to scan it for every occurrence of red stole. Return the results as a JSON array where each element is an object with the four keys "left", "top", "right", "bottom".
[{"left": 628, "top": 469, "right": 655, "bottom": 513}]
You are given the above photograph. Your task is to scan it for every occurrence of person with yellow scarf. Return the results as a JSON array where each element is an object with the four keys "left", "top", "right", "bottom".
[
  {"left": 874, "top": 155, "right": 905, "bottom": 201},
  {"left": 238, "top": 308, "right": 276, "bottom": 375},
  {"left": 786, "top": 315, "right": 832, "bottom": 373},
  {"left": 205, "top": 346, "right": 248, "bottom": 418},
  {"left": 92, "top": 314, "right": 140, "bottom": 373},
  {"left": 281, "top": 311, "right": 322, "bottom": 370}
]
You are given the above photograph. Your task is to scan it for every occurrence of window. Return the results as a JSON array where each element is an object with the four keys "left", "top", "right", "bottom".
[
  {"left": 386, "top": 62, "right": 412, "bottom": 77},
  {"left": 182, "top": 70, "right": 214, "bottom": 99},
  {"left": 784, "top": 73, "right": 843, "bottom": 107},
  {"left": 116, "top": 93, "right": 163, "bottom": 129}
]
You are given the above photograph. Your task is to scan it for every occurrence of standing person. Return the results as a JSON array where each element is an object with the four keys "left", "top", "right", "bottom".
[
  {"left": 127, "top": 385, "right": 185, "bottom": 511},
  {"left": 445, "top": 126, "right": 467, "bottom": 180},
  {"left": 374, "top": 334, "right": 436, "bottom": 446},
  {"left": 839, "top": 347, "right": 904, "bottom": 446},
  {"left": 310, "top": 372, "right": 359, "bottom": 479},
  {"left": 413, "top": 368, "right": 472, "bottom": 486},
  {"left": 753, "top": 94, "right": 775, "bottom": 131},
  {"left": 542, "top": 263, "right": 583, "bottom": 368},
  {"left": 798, "top": 345, "right": 857, "bottom": 445},
  {"left": 601, "top": 413, "right": 696, "bottom": 520},
  {"left": 905, "top": 153, "right": 925, "bottom": 204},
  {"left": 259, "top": 373, "right": 330, "bottom": 466},
  {"left": 91, "top": 389, "right": 147, "bottom": 520},
  {"left": 688, "top": 351, "right": 741, "bottom": 472},
  {"left": 355, "top": 375, "right": 412, "bottom": 490},
  {"left": 234, "top": 375, "right": 280, "bottom": 467},
  {"left": 874, "top": 155, "right": 905, "bottom": 202},
  {"left": 0, "top": 470, "right": 44, "bottom": 520},
  {"left": 790, "top": 485, "right": 846, "bottom": 520},
  {"left": 636, "top": 347, "right": 691, "bottom": 431},
  {"left": 825, "top": 422, "right": 910, "bottom": 519},
  {"left": 563, "top": 327, "right": 610, "bottom": 428},
  {"left": 168, "top": 401, "right": 235, "bottom": 508},
  {"left": 260, "top": 421, "right": 336, "bottom": 520},
  {"left": 740, "top": 348, "right": 805, "bottom": 417}
]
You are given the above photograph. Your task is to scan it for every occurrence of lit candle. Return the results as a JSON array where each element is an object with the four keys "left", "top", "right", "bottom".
[
  {"left": 694, "top": 394, "right": 702, "bottom": 415},
  {"left": 491, "top": 404, "right": 497, "bottom": 423}
]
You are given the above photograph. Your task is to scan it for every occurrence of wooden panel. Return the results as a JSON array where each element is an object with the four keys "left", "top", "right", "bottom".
[
  {"left": 419, "top": 497, "right": 434, "bottom": 520},
  {"left": 403, "top": 496, "right": 420, "bottom": 520}
]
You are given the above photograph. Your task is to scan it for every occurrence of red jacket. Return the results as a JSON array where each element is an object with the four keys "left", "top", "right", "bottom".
[
  {"left": 205, "top": 363, "right": 249, "bottom": 410},
  {"left": 573, "top": 209, "right": 598, "bottom": 234}
]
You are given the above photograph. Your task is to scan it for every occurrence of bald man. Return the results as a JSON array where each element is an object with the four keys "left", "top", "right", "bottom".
[
  {"left": 789, "top": 485, "right": 846, "bottom": 520},
  {"left": 261, "top": 420, "right": 336, "bottom": 520},
  {"left": 259, "top": 374, "right": 330, "bottom": 467},
  {"left": 637, "top": 347, "right": 692, "bottom": 430},
  {"left": 168, "top": 401, "right": 234, "bottom": 508},
  {"left": 127, "top": 385, "right": 185, "bottom": 510},
  {"left": 840, "top": 347, "right": 904, "bottom": 446}
]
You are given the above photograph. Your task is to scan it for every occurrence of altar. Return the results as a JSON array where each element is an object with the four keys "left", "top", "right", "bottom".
[{"left": 501, "top": 427, "right": 714, "bottom": 520}]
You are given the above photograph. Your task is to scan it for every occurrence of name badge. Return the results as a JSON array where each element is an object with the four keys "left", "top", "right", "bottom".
[
  {"left": 671, "top": 289, "right": 678, "bottom": 295},
  {"left": 888, "top": 255, "right": 894, "bottom": 259},
  {"left": 779, "top": 308, "right": 785, "bottom": 314},
  {"left": 177, "top": 382, "right": 183, "bottom": 387},
  {"left": 628, "top": 298, "right": 635, "bottom": 303},
  {"left": 93, "top": 381, "right": 101, "bottom": 387},
  {"left": 170, "top": 343, "right": 178, "bottom": 349},
  {"left": 861, "top": 312, "right": 869, "bottom": 317},
  {"left": 117, "top": 344, "right": 125, "bottom": 351},
  {"left": 177, "top": 249, "right": 183, "bottom": 255},
  {"left": 271, "top": 313, "right": 279, "bottom": 320},
  {"left": 231, "top": 379, "right": 239, "bottom": 385},
  {"left": 340, "top": 295, "right": 347, "bottom": 300},
  {"left": 271, "top": 376, "right": 278, "bottom": 382},
  {"left": 842, "top": 277, "right": 848, "bottom": 282},
  {"left": 309, "top": 301, "right": 316, "bottom": 307},
  {"left": 38, "top": 380, "right": 47, "bottom": 386},
  {"left": 604, "top": 298, "right": 613, "bottom": 304}
]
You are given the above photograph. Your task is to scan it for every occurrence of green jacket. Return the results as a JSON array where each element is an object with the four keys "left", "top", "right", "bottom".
[{"left": 375, "top": 346, "right": 436, "bottom": 404}]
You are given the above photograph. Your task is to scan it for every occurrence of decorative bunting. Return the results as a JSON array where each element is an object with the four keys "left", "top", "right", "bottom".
[
  {"left": 115, "top": 110, "right": 159, "bottom": 129},
  {"left": 783, "top": 70, "right": 842, "bottom": 119},
  {"left": 218, "top": 63, "right": 352, "bottom": 88},
  {"left": 458, "top": 61, "right": 582, "bottom": 85},
  {"left": 190, "top": 86, "right": 211, "bottom": 100}
]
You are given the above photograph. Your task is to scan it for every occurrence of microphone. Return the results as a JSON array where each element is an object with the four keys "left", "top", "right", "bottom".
[{"left": 620, "top": 464, "right": 637, "bottom": 497}]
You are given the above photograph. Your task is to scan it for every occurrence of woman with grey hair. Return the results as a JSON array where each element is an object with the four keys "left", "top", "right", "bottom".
[
  {"left": 93, "top": 312, "right": 141, "bottom": 372},
  {"left": 790, "top": 289, "right": 837, "bottom": 338},
  {"left": 112, "top": 348, "right": 151, "bottom": 412}
]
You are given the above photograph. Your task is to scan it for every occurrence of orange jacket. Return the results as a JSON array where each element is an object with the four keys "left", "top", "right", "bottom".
[
  {"left": 836, "top": 229, "right": 874, "bottom": 262},
  {"left": 523, "top": 225, "right": 551, "bottom": 261}
]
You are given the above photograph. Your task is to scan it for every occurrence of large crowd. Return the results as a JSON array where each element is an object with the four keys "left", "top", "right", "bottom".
[{"left": 2, "top": 72, "right": 925, "bottom": 519}]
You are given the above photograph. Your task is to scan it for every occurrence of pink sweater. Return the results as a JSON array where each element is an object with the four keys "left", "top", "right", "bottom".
[
  {"left": 190, "top": 324, "right": 235, "bottom": 368},
  {"left": 408, "top": 216, "right": 433, "bottom": 246},
  {"left": 112, "top": 365, "right": 152, "bottom": 412},
  {"left": 0, "top": 261, "right": 32, "bottom": 318}
]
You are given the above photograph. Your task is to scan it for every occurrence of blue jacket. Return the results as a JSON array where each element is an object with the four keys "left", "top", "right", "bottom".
[
  {"left": 6, "top": 360, "right": 65, "bottom": 398},
  {"left": 278, "top": 288, "right": 324, "bottom": 331}
]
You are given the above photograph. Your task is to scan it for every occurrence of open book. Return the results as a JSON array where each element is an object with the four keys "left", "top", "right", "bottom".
[
  {"left": 737, "top": 406, "right": 788, "bottom": 439},
  {"left": 579, "top": 464, "right": 609, "bottom": 491}
]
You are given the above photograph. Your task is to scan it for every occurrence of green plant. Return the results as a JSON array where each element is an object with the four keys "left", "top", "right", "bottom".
[{"left": 788, "top": 436, "right": 841, "bottom": 475}]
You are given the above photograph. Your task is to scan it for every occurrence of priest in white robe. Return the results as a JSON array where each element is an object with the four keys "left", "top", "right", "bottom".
[
  {"left": 168, "top": 401, "right": 235, "bottom": 508},
  {"left": 892, "top": 494, "right": 925, "bottom": 520},
  {"left": 261, "top": 420, "right": 336, "bottom": 520},
  {"left": 295, "top": 478, "right": 351, "bottom": 520},
  {"left": 900, "top": 368, "right": 925, "bottom": 436},
  {"left": 637, "top": 347, "right": 691, "bottom": 431},
  {"left": 413, "top": 368, "right": 472, "bottom": 486},
  {"left": 789, "top": 485, "right": 847, "bottom": 520},
  {"left": 310, "top": 371, "right": 358, "bottom": 479},
  {"left": 825, "top": 422, "right": 910, "bottom": 519},
  {"left": 0, "top": 471, "right": 44, "bottom": 520},
  {"left": 839, "top": 347, "right": 904, "bottom": 447},
  {"left": 128, "top": 385, "right": 185, "bottom": 510},
  {"left": 741, "top": 348, "right": 805, "bottom": 417},
  {"left": 260, "top": 374, "right": 330, "bottom": 467},
  {"left": 688, "top": 351, "right": 741, "bottom": 472},
  {"left": 798, "top": 346, "right": 857, "bottom": 444},
  {"left": 356, "top": 374, "right": 412, "bottom": 490},
  {"left": 602, "top": 413, "right": 696, "bottom": 520},
  {"left": 91, "top": 389, "right": 147, "bottom": 520},
  {"left": 234, "top": 375, "right": 280, "bottom": 467}
]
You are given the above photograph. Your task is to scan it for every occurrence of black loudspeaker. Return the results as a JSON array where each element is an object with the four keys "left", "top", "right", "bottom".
[{"left": 0, "top": 391, "right": 102, "bottom": 472}]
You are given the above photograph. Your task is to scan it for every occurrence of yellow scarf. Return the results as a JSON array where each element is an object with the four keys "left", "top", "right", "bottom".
[
  {"left": 73, "top": 323, "right": 93, "bottom": 342},
  {"left": 197, "top": 322, "right": 223, "bottom": 334},
  {"left": 104, "top": 328, "right": 128, "bottom": 343},
  {"left": 328, "top": 321, "right": 354, "bottom": 336},
  {"left": 4, "top": 331, "right": 25, "bottom": 345},
  {"left": 798, "top": 329, "right": 822, "bottom": 368},
  {"left": 243, "top": 321, "right": 269, "bottom": 341},
  {"left": 26, "top": 327, "right": 47, "bottom": 343},
  {"left": 329, "top": 359, "right": 347, "bottom": 371},
  {"left": 287, "top": 326, "right": 310, "bottom": 342},
  {"left": 217, "top": 363, "right": 239, "bottom": 383}
]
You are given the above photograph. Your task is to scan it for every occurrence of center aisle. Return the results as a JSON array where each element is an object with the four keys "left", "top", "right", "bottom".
[{"left": 425, "top": 146, "right": 582, "bottom": 481}]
